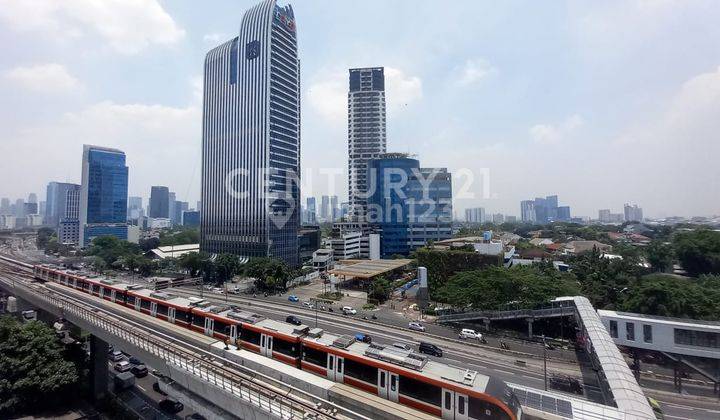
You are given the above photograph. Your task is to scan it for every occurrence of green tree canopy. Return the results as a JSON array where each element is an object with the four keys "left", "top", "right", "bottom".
[
  {"left": 215, "top": 253, "right": 241, "bottom": 283},
  {"left": 435, "top": 265, "right": 579, "bottom": 310},
  {"left": 36, "top": 227, "right": 55, "bottom": 249},
  {"left": 243, "top": 257, "right": 293, "bottom": 291},
  {"left": 619, "top": 274, "right": 720, "bottom": 320},
  {"left": 645, "top": 240, "right": 674, "bottom": 272},
  {"left": 673, "top": 229, "right": 720, "bottom": 276},
  {"left": 0, "top": 317, "right": 80, "bottom": 416},
  {"left": 85, "top": 235, "right": 141, "bottom": 266},
  {"left": 178, "top": 251, "right": 208, "bottom": 277}
]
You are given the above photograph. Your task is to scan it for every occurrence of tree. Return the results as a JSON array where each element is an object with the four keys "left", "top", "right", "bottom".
[
  {"left": 673, "top": 229, "right": 720, "bottom": 276},
  {"left": 139, "top": 236, "right": 161, "bottom": 252},
  {"left": 137, "top": 257, "right": 156, "bottom": 277},
  {"left": 368, "top": 276, "right": 393, "bottom": 304},
  {"left": 85, "top": 235, "right": 141, "bottom": 267},
  {"left": 243, "top": 257, "right": 292, "bottom": 292},
  {"left": 645, "top": 240, "right": 673, "bottom": 272},
  {"left": 215, "top": 253, "right": 241, "bottom": 283},
  {"left": 619, "top": 274, "right": 720, "bottom": 320},
  {"left": 36, "top": 227, "right": 55, "bottom": 249},
  {"left": 0, "top": 317, "right": 80, "bottom": 416},
  {"left": 178, "top": 252, "right": 206, "bottom": 277}
]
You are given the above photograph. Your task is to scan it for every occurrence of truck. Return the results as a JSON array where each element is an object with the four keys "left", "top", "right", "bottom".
[{"left": 114, "top": 371, "right": 136, "bottom": 391}]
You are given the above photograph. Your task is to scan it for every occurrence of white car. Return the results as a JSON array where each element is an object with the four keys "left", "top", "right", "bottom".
[
  {"left": 302, "top": 301, "right": 313, "bottom": 308},
  {"left": 408, "top": 322, "right": 426, "bottom": 332},
  {"left": 342, "top": 306, "right": 357, "bottom": 315},
  {"left": 459, "top": 328, "right": 482, "bottom": 340},
  {"left": 114, "top": 360, "right": 132, "bottom": 372}
]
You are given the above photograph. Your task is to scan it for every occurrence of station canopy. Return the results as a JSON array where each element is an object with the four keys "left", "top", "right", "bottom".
[{"left": 328, "top": 259, "right": 413, "bottom": 279}]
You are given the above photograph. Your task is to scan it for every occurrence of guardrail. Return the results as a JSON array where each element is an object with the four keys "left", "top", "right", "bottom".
[{"left": 0, "top": 269, "right": 350, "bottom": 420}]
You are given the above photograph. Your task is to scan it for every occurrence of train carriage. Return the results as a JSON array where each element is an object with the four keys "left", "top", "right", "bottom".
[{"left": 33, "top": 264, "right": 522, "bottom": 419}]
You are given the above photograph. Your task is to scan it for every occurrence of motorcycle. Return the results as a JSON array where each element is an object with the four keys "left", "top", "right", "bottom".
[
  {"left": 480, "top": 337, "right": 488, "bottom": 344},
  {"left": 371, "top": 314, "right": 378, "bottom": 320}
]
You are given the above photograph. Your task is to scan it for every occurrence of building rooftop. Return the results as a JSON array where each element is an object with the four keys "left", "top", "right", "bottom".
[
  {"left": 149, "top": 243, "right": 200, "bottom": 259},
  {"left": 328, "top": 259, "right": 412, "bottom": 279}
]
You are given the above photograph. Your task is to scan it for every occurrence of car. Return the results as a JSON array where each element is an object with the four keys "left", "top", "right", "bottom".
[
  {"left": 459, "top": 328, "right": 482, "bottom": 340},
  {"left": 342, "top": 306, "right": 357, "bottom": 315},
  {"left": 392, "top": 342, "right": 411, "bottom": 351},
  {"left": 286, "top": 315, "right": 302, "bottom": 326},
  {"left": 408, "top": 322, "right": 425, "bottom": 332},
  {"left": 548, "top": 375, "right": 583, "bottom": 394},
  {"left": 153, "top": 381, "right": 168, "bottom": 396},
  {"left": 302, "top": 301, "right": 313, "bottom": 308},
  {"left": 131, "top": 364, "right": 148, "bottom": 377},
  {"left": 128, "top": 356, "right": 142, "bottom": 365},
  {"left": 109, "top": 350, "right": 124, "bottom": 362},
  {"left": 114, "top": 361, "right": 132, "bottom": 373},
  {"left": 354, "top": 333, "right": 372, "bottom": 343},
  {"left": 212, "top": 287, "right": 224, "bottom": 294},
  {"left": 288, "top": 295, "right": 299, "bottom": 302},
  {"left": 159, "top": 399, "right": 184, "bottom": 414},
  {"left": 419, "top": 342, "right": 443, "bottom": 357}
]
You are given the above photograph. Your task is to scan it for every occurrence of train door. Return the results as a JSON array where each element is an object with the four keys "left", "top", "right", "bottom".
[
  {"left": 441, "top": 389, "right": 469, "bottom": 420},
  {"left": 99, "top": 287, "right": 104, "bottom": 298},
  {"left": 326, "top": 354, "right": 344, "bottom": 382},
  {"left": 260, "top": 334, "right": 273, "bottom": 357},
  {"left": 134, "top": 298, "right": 141, "bottom": 311},
  {"left": 388, "top": 372, "right": 399, "bottom": 402},
  {"left": 72, "top": 278, "right": 77, "bottom": 288},
  {"left": 150, "top": 301, "right": 157, "bottom": 317},
  {"left": 204, "top": 317, "right": 214, "bottom": 336},
  {"left": 378, "top": 369, "right": 388, "bottom": 398},
  {"left": 230, "top": 325, "right": 238, "bottom": 343},
  {"left": 377, "top": 370, "right": 398, "bottom": 401},
  {"left": 110, "top": 290, "right": 116, "bottom": 302},
  {"left": 168, "top": 307, "right": 176, "bottom": 323}
]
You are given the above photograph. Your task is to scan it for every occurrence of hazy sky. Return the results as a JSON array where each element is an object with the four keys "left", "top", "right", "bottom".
[{"left": 1, "top": 0, "right": 719, "bottom": 219}]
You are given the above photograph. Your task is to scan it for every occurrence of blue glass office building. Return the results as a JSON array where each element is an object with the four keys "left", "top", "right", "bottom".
[
  {"left": 201, "top": 0, "right": 300, "bottom": 266},
  {"left": 79, "top": 145, "right": 129, "bottom": 247},
  {"left": 367, "top": 154, "right": 453, "bottom": 257}
]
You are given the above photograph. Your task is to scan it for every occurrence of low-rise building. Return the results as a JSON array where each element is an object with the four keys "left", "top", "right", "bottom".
[
  {"left": 312, "top": 248, "right": 334, "bottom": 272},
  {"left": 564, "top": 240, "right": 613, "bottom": 254}
]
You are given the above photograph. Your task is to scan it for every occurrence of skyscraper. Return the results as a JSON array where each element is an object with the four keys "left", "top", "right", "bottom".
[
  {"left": 201, "top": 0, "right": 300, "bottom": 266},
  {"left": 520, "top": 200, "right": 535, "bottom": 222},
  {"left": 149, "top": 186, "right": 170, "bottom": 218},
  {"left": 306, "top": 197, "right": 316, "bottom": 223},
  {"left": 27, "top": 193, "right": 37, "bottom": 204},
  {"left": 624, "top": 203, "right": 643, "bottom": 222},
  {"left": 348, "top": 67, "right": 386, "bottom": 221},
  {"left": 320, "top": 195, "right": 330, "bottom": 220},
  {"left": 330, "top": 195, "right": 339, "bottom": 221},
  {"left": 168, "top": 191, "right": 177, "bottom": 224},
  {"left": 46, "top": 182, "right": 81, "bottom": 226},
  {"left": 0, "top": 198, "right": 9, "bottom": 215},
  {"left": 79, "top": 145, "right": 129, "bottom": 247},
  {"left": 127, "top": 196, "right": 143, "bottom": 220},
  {"left": 465, "top": 207, "right": 485, "bottom": 223},
  {"left": 59, "top": 184, "right": 81, "bottom": 245}
]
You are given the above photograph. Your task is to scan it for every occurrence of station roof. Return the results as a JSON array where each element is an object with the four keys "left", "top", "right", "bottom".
[
  {"left": 328, "top": 259, "right": 413, "bottom": 279},
  {"left": 148, "top": 243, "right": 200, "bottom": 259}
]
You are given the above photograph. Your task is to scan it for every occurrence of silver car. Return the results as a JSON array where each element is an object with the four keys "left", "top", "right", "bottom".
[{"left": 408, "top": 322, "right": 425, "bottom": 332}]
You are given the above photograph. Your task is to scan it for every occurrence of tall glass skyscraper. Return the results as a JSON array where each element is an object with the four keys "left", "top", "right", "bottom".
[
  {"left": 201, "top": 0, "right": 300, "bottom": 266},
  {"left": 149, "top": 186, "right": 170, "bottom": 218},
  {"left": 79, "top": 145, "right": 129, "bottom": 247},
  {"left": 348, "top": 67, "right": 386, "bottom": 221}
]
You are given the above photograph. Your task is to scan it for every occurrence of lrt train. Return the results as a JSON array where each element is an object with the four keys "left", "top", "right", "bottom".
[{"left": 34, "top": 264, "right": 522, "bottom": 420}]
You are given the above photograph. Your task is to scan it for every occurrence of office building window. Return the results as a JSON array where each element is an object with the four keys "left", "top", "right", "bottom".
[
  {"left": 609, "top": 320, "right": 618, "bottom": 338},
  {"left": 643, "top": 324, "right": 652, "bottom": 343},
  {"left": 626, "top": 323, "right": 635, "bottom": 341}
]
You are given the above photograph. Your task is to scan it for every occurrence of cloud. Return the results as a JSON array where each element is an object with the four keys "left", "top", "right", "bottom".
[
  {"left": 0, "top": 101, "right": 201, "bottom": 201},
  {"left": 529, "top": 115, "right": 584, "bottom": 145},
  {"left": 306, "top": 66, "right": 422, "bottom": 124},
  {"left": 0, "top": 0, "right": 185, "bottom": 54},
  {"left": 203, "top": 33, "right": 228, "bottom": 45},
  {"left": 454, "top": 58, "right": 497, "bottom": 86},
  {"left": 4, "top": 63, "right": 81, "bottom": 93}
]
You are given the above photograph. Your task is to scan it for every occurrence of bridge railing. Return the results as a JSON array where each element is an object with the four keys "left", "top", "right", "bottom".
[
  {"left": 1, "top": 275, "right": 347, "bottom": 420},
  {"left": 437, "top": 306, "right": 576, "bottom": 323}
]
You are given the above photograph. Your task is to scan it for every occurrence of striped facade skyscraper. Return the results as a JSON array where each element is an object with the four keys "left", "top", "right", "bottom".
[
  {"left": 348, "top": 67, "right": 386, "bottom": 221},
  {"left": 201, "top": 0, "right": 300, "bottom": 266}
]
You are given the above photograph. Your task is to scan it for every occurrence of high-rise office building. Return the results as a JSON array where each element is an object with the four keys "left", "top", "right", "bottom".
[
  {"left": 330, "top": 195, "right": 339, "bottom": 221},
  {"left": 367, "top": 153, "right": 452, "bottom": 257},
  {"left": 149, "top": 186, "right": 170, "bottom": 218},
  {"left": 23, "top": 202, "right": 38, "bottom": 215},
  {"left": 348, "top": 67, "right": 386, "bottom": 221},
  {"left": 14, "top": 199, "right": 25, "bottom": 217},
  {"left": 0, "top": 198, "right": 9, "bottom": 215},
  {"left": 306, "top": 197, "right": 316, "bottom": 224},
  {"left": 557, "top": 206, "right": 571, "bottom": 221},
  {"left": 79, "top": 145, "right": 129, "bottom": 247},
  {"left": 520, "top": 200, "right": 535, "bottom": 222},
  {"left": 28, "top": 193, "right": 37, "bottom": 204},
  {"left": 46, "top": 182, "right": 81, "bottom": 226},
  {"left": 127, "top": 196, "right": 143, "bottom": 220},
  {"left": 492, "top": 213, "right": 505, "bottom": 224},
  {"left": 320, "top": 195, "right": 330, "bottom": 220},
  {"left": 59, "top": 184, "right": 81, "bottom": 245},
  {"left": 201, "top": 0, "right": 300, "bottom": 266},
  {"left": 465, "top": 207, "right": 485, "bottom": 223},
  {"left": 168, "top": 191, "right": 177, "bottom": 224}
]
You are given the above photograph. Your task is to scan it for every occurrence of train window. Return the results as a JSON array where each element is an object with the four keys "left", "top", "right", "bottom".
[
  {"left": 390, "top": 375, "right": 396, "bottom": 392},
  {"left": 380, "top": 372, "right": 385, "bottom": 388},
  {"left": 157, "top": 304, "right": 168, "bottom": 316},
  {"left": 337, "top": 358, "right": 343, "bottom": 374},
  {"left": 214, "top": 320, "right": 230, "bottom": 335},
  {"left": 241, "top": 328, "right": 261, "bottom": 345},
  {"left": 191, "top": 314, "right": 205, "bottom": 328},
  {"left": 399, "top": 375, "right": 442, "bottom": 407},
  {"left": 301, "top": 346, "right": 327, "bottom": 367},
  {"left": 126, "top": 295, "right": 135, "bottom": 305},
  {"left": 458, "top": 395, "right": 465, "bottom": 415},
  {"left": 92, "top": 285, "right": 100, "bottom": 294},
  {"left": 273, "top": 338, "right": 298, "bottom": 357},
  {"left": 140, "top": 299, "right": 151, "bottom": 310},
  {"left": 344, "top": 358, "right": 377, "bottom": 384},
  {"left": 469, "top": 396, "right": 509, "bottom": 420},
  {"left": 445, "top": 392, "right": 451, "bottom": 410},
  {"left": 176, "top": 310, "right": 189, "bottom": 322}
]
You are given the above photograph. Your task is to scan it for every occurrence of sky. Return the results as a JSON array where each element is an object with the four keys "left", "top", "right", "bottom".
[{"left": 0, "top": 0, "right": 719, "bottom": 219}]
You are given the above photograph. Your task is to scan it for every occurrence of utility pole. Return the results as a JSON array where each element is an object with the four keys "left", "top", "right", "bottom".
[
  {"left": 315, "top": 299, "right": 318, "bottom": 328},
  {"left": 542, "top": 334, "right": 548, "bottom": 391}
]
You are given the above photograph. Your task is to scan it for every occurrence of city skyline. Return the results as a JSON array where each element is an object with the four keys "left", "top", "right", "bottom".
[{"left": 1, "top": 1, "right": 719, "bottom": 218}]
